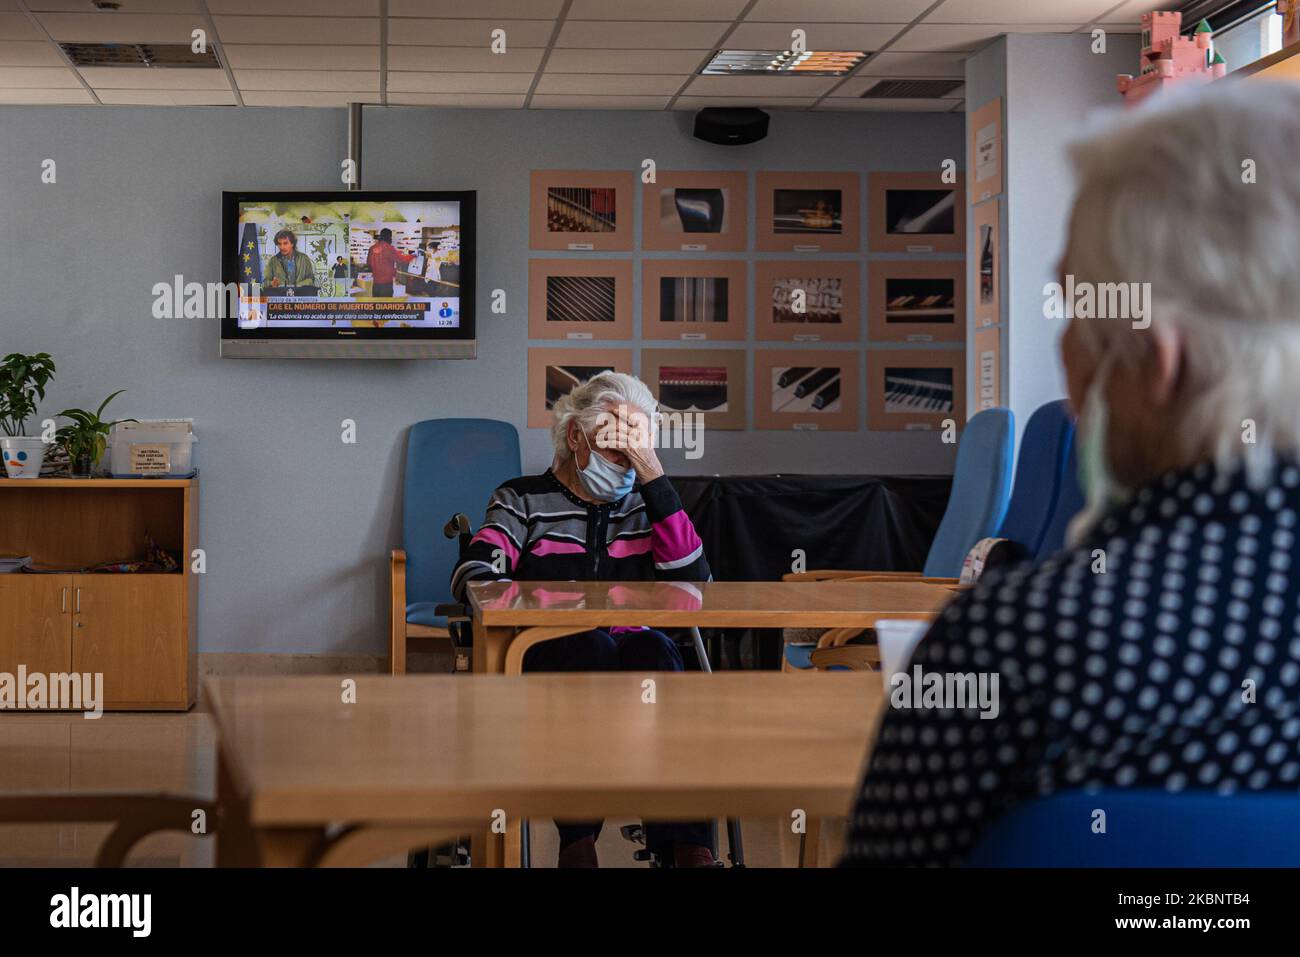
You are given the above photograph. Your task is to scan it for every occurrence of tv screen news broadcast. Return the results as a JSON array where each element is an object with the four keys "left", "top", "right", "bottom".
[{"left": 220, "top": 190, "right": 476, "bottom": 357}]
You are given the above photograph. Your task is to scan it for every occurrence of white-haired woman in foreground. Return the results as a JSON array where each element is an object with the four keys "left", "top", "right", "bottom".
[
  {"left": 450, "top": 371, "right": 715, "bottom": 868},
  {"left": 843, "top": 81, "right": 1300, "bottom": 866}
]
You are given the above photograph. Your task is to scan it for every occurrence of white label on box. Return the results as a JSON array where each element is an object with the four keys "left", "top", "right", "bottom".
[
  {"left": 567, "top": 332, "right": 593, "bottom": 340},
  {"left": 131, "top": 443, "right": 171, "bottom": 474},
  {"left": 792, "top": 423, "right": 819, "bottom": 431},
  {"left": 680, "top": 333, "right": 706, "bottom": 340},
  {"left": 907, "top": 334, "right": 934, "bottom": 342},
  {"left": 905, "top": 244, "right": 934, "bottom": 253},
  {"left": 905, "top": 423, "right": 933, "bottom": 431},
  {"left": 793, "top": 244, "right": 821, "bottom": 253},
  {"left": 567, "top": 243, "right": 594, "bottom": 251},
  {"left": 793, "top": 334, "right": 821, "bottom": 342},
  {"left": 681, "top": 243, "right": 706, "bottom": 251}
]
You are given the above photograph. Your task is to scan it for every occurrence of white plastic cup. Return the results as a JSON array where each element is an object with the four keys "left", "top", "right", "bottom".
[{"left": 875, "top": 619, "right": 931, "bottom": 693}]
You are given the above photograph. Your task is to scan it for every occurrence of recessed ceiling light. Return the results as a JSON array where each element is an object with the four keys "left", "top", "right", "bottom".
[{"left": 701, "top": 50, "right": 867, "bottom": 77}]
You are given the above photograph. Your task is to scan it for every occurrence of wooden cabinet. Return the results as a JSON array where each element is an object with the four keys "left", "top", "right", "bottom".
[{"left": 0, "top": 478, "right": 198, "bottom": 711}]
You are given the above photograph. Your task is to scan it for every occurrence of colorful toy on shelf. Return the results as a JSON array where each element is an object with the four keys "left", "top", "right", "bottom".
[{"left": 1117, "top": 12, "right": 1227, "bottom": 105}]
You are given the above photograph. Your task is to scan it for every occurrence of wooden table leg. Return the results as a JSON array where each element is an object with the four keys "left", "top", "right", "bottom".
[
  {"left": 473, "top": 623, "right": 514, "bottom": 675},
  {"left": 215, "top": 746, "right": 259, "bottom": 867},
  {"left": 476, "top": 825, "right": 504, "bottom": 868},
  {"left": 504, "top": 817, "right": 525, "bottom": 867}
]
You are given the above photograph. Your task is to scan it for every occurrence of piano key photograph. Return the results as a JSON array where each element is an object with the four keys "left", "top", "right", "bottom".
[
  {"left": 868, "top": 348, "right": 966, "bottom": 431},
  {"left": 641, "top": 171, "right": 747, "bottom": 251},
  {"left": 754, "top": 349, "right": 858, "bottom": 430},
  {"left": 867, "top": 260, "right": 965, "bottom": 343}
]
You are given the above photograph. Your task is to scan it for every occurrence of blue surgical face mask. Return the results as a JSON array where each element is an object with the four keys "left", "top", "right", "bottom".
[
  {"left": 1066, "top": 356, "right": 1130, "bottom": 547},
  {"left": 577, "top": 430, "right": 636, "bottom": 503}
]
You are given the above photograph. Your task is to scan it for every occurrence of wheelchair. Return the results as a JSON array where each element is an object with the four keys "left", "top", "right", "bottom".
[{"left": 410, "top": 512, "right": 745, "bottom": 869}]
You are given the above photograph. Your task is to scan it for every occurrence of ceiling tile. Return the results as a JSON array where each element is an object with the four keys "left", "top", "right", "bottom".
[
  {"left": 535, "top": 73, "right": 682, "bottom": 95},
  {"left": 387, "top": 71, "right": 532, "bottom": 93},
  {"left": 544, "top": 48, "right": 706, "bottom": 73},
  {"left": 386, "top": 45, "right": 542, "bottom": 72},
  {"left": 26, "top": 1, "right": 200, "bottom": 10},
  {"left": 896, "top": 22, "right": 1086, "bottom": 51},
  {"left": 233, "top": 69, "right": 379, "bottom": 92},
  {"left": 0, "top": 40, "right": 65, "bottom": 66},
  {"left": 79, "top": 66, "right": 230, "bottom": 89},
  {"left": 1098, "top": 0, "right": 1171, "bottom": 27},
  {"left": 724, "top": 21, "right": 906, "bottom": 49},
  {"left": 241, "top": 90, "right": 379, "bottom": 107},
  {"left": 213, "top": 16, "right": 380, "bottom": 44},
  {"left": 567, "top": 0, "right": 748, "bottom": 19},
  {"left": 682, "top": 73, "right": 838, "bottom": 96},
  {"left": 97, "top": 89, "right": 239, "bottom": 105},
  {"left": 672, "top": 95, "right": 814, "bottom": 109},
  {"left": 36, "top": 12, "right": 201, "bottom": 42},
  {"left": 0, "top": 87, "right": 94, "bottom": 103},
  {"left": 0, "top": 12, "right": 54, "bottom": 41},
  {"left": 928, "top": 0, "right": 1111, "bottom": 22},
  {"left": 221, "top": 44, "right": 380, "bottom": 70},
  {"left": 0, "top": 65, "right": 77, "bottom": 87},
  {"left": 748, "top": 0, "right": 934, "bottom": 20},
  {"left": 815, "top": 97, "right": 956, "bottom": 111},
  {"left": 386, "top": 92, "right": 527, "bottom": 107},
  {"left": 528, "top": 93, "right": 671, "bottom": 109},
  {"left": 207, "top": 0, "right": 379, "bottom": 14},
  {"left": 857, "top": 50, "right": 968, "bottom": 77},
  {"left": 389, "top": 0, "right": 563, "bottom": 16},
  {"left": 388, "top": 18, "right": 553, "bottom": 46},
  {"left": 557, "top": 20, "right": 729, "bottom": 49}
]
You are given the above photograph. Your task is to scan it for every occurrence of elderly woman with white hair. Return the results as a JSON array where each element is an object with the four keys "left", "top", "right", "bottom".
[
  {"left": 450, "top": 371, "right": 715, "bottom": 868},
  {"left": 842, "top": 82, "right": 1300, "bottom": 866}
]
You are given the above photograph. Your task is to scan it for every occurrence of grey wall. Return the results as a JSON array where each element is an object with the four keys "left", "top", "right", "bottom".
[
  {"left": 0, "top": 104, "right": 961, "bottom": 655},
  {"left": 965, "top": 33, "right": 1138, "bottom": 448}
]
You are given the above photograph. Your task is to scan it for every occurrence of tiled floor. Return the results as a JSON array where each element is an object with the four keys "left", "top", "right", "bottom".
[{"left": 0, "top": 709, "right": 844, "bottom": 868}]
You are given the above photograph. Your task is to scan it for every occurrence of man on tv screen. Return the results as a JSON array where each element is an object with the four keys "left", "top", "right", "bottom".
[
  {"left": 365, "top": 227, "right": 412, "bottom": 298},
  {"left": 265, "top": 229, "right": 318, "bottom": 297}
]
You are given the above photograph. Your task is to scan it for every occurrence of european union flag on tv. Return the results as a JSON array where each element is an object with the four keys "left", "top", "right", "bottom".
[{"left": 238, "top": 222, "right": 262, "bottom": 287}]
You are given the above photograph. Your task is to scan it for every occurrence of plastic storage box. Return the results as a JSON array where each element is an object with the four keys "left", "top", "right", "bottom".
[{"left": 107, "top": 429, "right": 197, "bottom": 478}]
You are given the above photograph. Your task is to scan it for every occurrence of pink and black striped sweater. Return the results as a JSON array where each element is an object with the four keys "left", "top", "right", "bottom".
[{"left": 450, "top": 469, "right": 711, "bottom": 603}]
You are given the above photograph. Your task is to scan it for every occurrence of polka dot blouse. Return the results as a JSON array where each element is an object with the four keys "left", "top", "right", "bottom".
[{"left": 841, "top": 458, "right": 1300, "bottom": 866}]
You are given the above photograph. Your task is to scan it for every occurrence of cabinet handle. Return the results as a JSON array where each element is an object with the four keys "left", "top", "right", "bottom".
[
  {"left": 62, "top": 587, "right": 68, "bottom": 613},
  {"left": 75, "top": 587, "right": 81, "bottom": 614}
]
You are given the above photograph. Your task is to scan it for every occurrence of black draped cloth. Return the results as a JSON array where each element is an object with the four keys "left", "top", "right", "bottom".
[{"left": 669, "top": 474, "right": 952, "bottom": 582}]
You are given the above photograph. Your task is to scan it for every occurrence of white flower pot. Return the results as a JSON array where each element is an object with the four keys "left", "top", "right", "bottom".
[{"left": 1, "top": 437, "right": 47, "bottom": 479}]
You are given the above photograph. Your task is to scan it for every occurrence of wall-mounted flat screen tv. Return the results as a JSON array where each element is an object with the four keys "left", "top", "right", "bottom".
[{"left": 221, "top": 190, "right": 475, "bottom": 358}]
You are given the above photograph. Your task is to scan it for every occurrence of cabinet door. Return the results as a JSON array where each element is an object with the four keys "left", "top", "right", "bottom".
[
  {"left": 72, "top": 575, "right": 185, "bottom": 708},
  {"left": 0, "top": 575, "right": 72, "bottom": 678}
]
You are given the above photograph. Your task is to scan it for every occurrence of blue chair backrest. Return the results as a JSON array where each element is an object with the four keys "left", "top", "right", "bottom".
[
  {"left": 1036, "top": 428, "right": 1084, "bottom": 558},
  {"left": 922, "top": 408, "right": 1014, "bottom": 577},
  {"left": 967, "top": 789, "right": 1300, "bottom": 866},
  {"left": 402, "top": 418, "right": 521, "bottom": 607},
  {"left": 996, "top": 400, "right": 1074, "bottom": 558}
]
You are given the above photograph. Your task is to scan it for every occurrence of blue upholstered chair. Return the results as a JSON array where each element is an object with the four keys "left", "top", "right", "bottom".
[
  {"left": 389, "top": 418, "right": 520, "bottom": 674},
  {"left": 995, "top": 399, "right": 1074, "bottom": 563},
  {"left": 1035, "top": 425, "right": 1084, "bottom": 558},
  {"left": 967, "top": 789, "right": 1300, "bottom": 867}
]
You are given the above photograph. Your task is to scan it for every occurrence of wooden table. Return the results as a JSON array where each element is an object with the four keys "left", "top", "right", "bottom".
[
  {"left": 467, "top": 579, "right": 956, "bottom": 675},
  {"left": 206, "top": 671, "right": 883, "bottom": 868}
]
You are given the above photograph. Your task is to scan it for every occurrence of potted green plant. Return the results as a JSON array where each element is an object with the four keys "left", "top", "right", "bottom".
[
  {"left": 54, "top": 391, "right": 136, "bottom": 478},
  {"left": 0, "top": 352, "right": 56, "bottom": 479}
]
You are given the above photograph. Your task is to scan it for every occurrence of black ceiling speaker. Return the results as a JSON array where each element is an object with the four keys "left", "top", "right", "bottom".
[{"left": 693, "top": 107, "right": 769, "bottom": 145}]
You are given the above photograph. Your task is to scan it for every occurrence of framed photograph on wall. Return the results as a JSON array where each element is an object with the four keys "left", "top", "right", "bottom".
[
  {"left": 642, "top": 259, "right": 746, "bottom": 341},
  {"left": 867, "top": 260, "right": 964, "bottom": 343},
  {"left": 754, "top": 260, "right": 859, "bottom": 343},
  {"left": 756, "top": 172, "right": 860, "bottom": 253},
  {"left": 528, "top": 259, "right": 633, "bottom": 340},
  {"left": 754, "top": 349, "right": 859, "bottom": 431},
  {"left": 972, "top": 198, "right": 1000, "bottom": 328},
  {"left": 642, "top": 348, "right": 746, "bottom": 430},
  {"left": 530, "top": 170, "right": 635, "bottom": 251},
  {"left": 867, "top": 348, "right": 966, "bottom": 431},
  {"left": 642, "top": 171, "right": 747, "bottom": 252},
  {"left": 968, "top": 97, "right": 1003, "bottom": 203},
  {"left": 973, "top": 325, "right": 1002, "bottom": 412},
  {"left": 527, "top": 347, "right": 634, "bottom": 428},
  {"left": 868, "top": 172, "right": 965, "bottom": 253}
]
